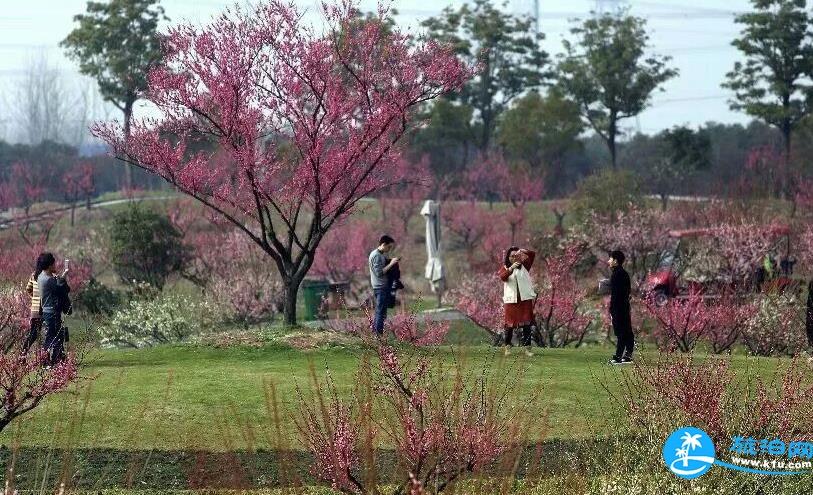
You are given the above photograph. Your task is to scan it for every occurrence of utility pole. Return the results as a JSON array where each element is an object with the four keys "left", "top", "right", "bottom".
[{"left": 533, "top": 0, "right": 539, "bottom": 34}]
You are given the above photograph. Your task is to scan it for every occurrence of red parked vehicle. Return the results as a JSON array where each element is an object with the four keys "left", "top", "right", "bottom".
[{"left": 642, "top": 225, "right": 798, "bottom": 305}]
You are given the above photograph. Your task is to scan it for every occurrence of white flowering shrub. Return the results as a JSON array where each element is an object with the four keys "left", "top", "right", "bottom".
[
  {"left": 742, "top": 293, "right": 806, "bottom": 356},
  {"left": 100, "top": 293, "right": 216, "bottom": 348}
]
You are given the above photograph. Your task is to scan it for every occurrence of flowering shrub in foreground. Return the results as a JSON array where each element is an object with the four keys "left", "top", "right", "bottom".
[
  {"left": 294, "top": 344, "right": 542, "bottom": 494},
  {"left": 614, "top": 353, "right": 813, "bottom": 447},
  {"left": 0, "top": 289, "right": 79, "bottom": 435}
]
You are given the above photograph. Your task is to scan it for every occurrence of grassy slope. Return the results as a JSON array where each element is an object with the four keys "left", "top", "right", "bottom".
[{"left": 3, "top": 341, "right": 781, "bottom": 452}]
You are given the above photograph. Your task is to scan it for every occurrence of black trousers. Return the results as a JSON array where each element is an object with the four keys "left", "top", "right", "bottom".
[
  {"left": 25, "top": 317, "right": 41, "bottom": 352},
  {"left": 42, "top": 313, "right": 65, "bottom": 366},
  {"left": 505, "top": 324, "right": 536, "bottom": 347},
  {"left": 612, "top": 311, "right": 634, "bottom": 359}
]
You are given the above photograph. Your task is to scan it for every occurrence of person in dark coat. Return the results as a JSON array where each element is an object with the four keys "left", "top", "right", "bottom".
[
  {"left": 608, "top": 250, "right": 634, "bottom": 365},
  {"left": 36, "top": 253, "right": 71, "bottom": 367}
]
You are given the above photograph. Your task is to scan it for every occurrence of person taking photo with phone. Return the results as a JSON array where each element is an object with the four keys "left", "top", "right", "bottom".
[{"left": 36, "top": 253, "right": 72, "bottom": 366}]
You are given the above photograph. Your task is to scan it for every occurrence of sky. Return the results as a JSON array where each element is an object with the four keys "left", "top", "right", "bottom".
[{"left": 0, "top": 0, "right": 756, "bottom": 142}]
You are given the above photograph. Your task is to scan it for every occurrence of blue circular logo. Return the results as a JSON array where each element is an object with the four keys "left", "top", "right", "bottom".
[{"left": 663, "top": 427, "right": 716, "bottom": 479}]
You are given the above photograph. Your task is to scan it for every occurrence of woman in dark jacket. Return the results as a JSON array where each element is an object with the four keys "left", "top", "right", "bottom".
[{"left": 35, "top": 253, "right": 71, "bottom": 366}]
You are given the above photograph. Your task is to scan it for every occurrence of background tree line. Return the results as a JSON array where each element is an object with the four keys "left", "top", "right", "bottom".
[{"left": 3, "top": 0, "right": 813, "bottom": 204}]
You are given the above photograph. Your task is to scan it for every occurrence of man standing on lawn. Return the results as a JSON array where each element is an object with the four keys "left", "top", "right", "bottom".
[
  {"left": 369, "top": 235, "right": 400, "bottom": 337},
  {"left": 608, "top": 250, "right": 634, "bottom": 365}
]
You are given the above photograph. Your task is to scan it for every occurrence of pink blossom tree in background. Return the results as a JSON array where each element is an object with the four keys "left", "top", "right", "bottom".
[
  {"left": 451, "top": 276, "right": 503, "bottom": 339},
  {"left": 9, "top": 163, "right": 45, "bottom": 216},
  {"left": 580, "top": 205, "right": 671, "bottom": 285},
  {"left": 311, "top": 218, "right": 377, "bottom": 303},
  {"left": 377, "top": 156, "right": 431, "bottom": 243},
  {"left": 62, "top": 163, "right": 96, "bottom": 226},
  {"left": 499, "top": 162, "right": 544, "bottom": 245},
  {"left": 182, "top": 227, "right": 284, "bottom": 326},
  {"left": 704, "top": 294, "right": 756, "bottom": 354},
  {"left": 644, "top": 291, "right": 754, "bottom": 354},
  {"left": 741, "top": 145, "right": 787, "bottom": 201},
  {"left": 711, "top": 222, "right": 788, "bottom": 286},
  {"left": 533, "top": 245, "right": 595, "bottom": 348},
  {"left": 443, "top": 201, "right": 510, "bottom": 274},
  {"left": 443, "top": 201, "right": 492, "bottom": 256},
  {"left": 93, "top": 0, "right": 470, "bottom": 324},
  {"left": 462, "top": 154, "right": 543, "bottom": 244},
  {"left": 644, "top": 291, "right": 718, "bottom": 352}
]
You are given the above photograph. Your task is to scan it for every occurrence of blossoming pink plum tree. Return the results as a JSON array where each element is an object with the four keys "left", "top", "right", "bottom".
[{"left": 93, "top": 0, "right": 470, "bottom": 324}]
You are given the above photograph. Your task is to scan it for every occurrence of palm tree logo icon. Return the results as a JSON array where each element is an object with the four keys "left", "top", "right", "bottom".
[
  {"left": 677, "top": 432, "right": 702, "bottom": 467},
  {"left": 663, "top": 427, "right": 716, "bottom": 479}
]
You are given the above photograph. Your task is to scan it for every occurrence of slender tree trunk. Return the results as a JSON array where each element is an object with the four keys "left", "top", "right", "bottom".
[
  {"left": 660, "top": 193, "right": 668, "bottom": 211},
  {"left": 608, "top": 116, "right": 618, "bottom": 169},
  {"left": 122, "top": 98, "right": 135, "bottom": 191},
  {"left": 783, "top": 124, "right": 793, "bottom": 205},
  {"left": 70, "top": 204, "right": 75, "bottom": 227}
]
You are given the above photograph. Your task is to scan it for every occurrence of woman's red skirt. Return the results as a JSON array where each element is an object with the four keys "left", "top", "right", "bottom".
[{"left": 504, "top": 299, "right": 535, "bottom": 329}]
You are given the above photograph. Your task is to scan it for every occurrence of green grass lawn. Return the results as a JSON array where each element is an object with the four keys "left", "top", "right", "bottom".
[{"left": 3, "top": 340, "right": 784, "bottom": 453}]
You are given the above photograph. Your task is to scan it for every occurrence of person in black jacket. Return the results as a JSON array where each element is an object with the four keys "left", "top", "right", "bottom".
[
  {"left": 608, "top": 250, "right": 634, "bottom": 365},
  {"left": 35, "top": 253, "right": 71, "bottom": 367}
]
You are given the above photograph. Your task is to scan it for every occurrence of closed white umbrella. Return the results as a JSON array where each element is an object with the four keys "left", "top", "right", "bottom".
[{"left": 421, "top": 200, "right": 445, "bottom": 306}]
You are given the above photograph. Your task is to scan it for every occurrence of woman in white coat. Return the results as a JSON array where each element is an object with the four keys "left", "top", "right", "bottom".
[{"left": 497, "top": 247, "right": 537, "bottom": 356}]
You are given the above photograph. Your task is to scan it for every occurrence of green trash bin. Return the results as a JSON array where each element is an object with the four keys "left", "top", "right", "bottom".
[{"left": 301, "top": 279, "right": 331, "bottom": 320}]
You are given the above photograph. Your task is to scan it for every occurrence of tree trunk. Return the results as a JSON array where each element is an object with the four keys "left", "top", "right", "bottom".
[
  {"left": 123, "top": 98, "right": 135, "bottom": 191},
  {"left": 660, "top": 193, "right": 668, "bottom": 211},
  {"left": 283, "top": 279, "right": 300, "bottom": 326},
  {"left": 608, "top": 118, "right": 618, "bottom": 169},
  {"left": 782, "top": 124, "right": 792, "bottom": 203},
  {"left": 70, "top": 204, "right": 75, "bottom": 227}
]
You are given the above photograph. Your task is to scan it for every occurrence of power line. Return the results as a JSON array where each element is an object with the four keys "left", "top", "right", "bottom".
[{"left": 651, "top": 94, "right": 734, "bottom": 105}]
